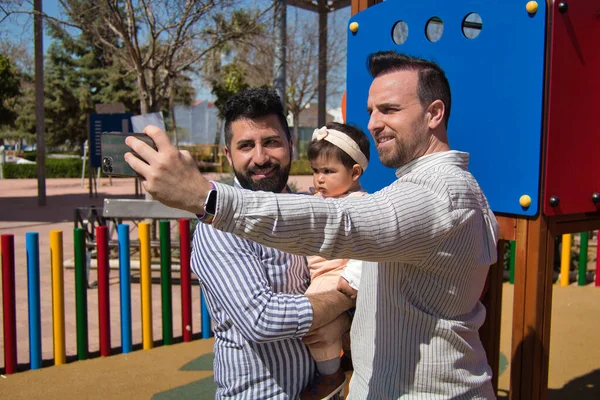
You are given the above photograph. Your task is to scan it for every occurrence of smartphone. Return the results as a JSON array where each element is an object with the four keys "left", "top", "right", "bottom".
[{"left": 100, "top": 132, "right": 157, "bottom": 177}]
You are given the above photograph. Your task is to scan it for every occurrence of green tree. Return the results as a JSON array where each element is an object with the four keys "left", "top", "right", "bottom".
[
  {"left": 3, "top": 1, "right": 266, "bottom": 148},
  {"left": 48, "top": 1, "right": 263, "bottom": 115},
  {"left": 46, "top": 20, "right": 141, "bottom": 114},
  {"left": 42, "top": 41, "right": 92, "bottom": 147},
  {"left": 201, "top": 7, "right": 272, "bottom": 145},
  {"left": 0, "top": 53, "right": 21, "bottom": 128},
  {"left": 40, "top": 20, "right": 195, "bottom": 148},
  {"left": 210, "top": 63, "right": 250, "bottom": 145},
  {"left": 206, "top": 8, "right": 347, "bottom": 159},
  {"left": 212, "top": 64, "right": 250, "bottom": 119}
]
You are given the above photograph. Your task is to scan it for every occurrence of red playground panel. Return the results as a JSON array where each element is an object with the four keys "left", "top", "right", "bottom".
[{"left": 544, "top": 0, "right": 600, "bottom": 216}]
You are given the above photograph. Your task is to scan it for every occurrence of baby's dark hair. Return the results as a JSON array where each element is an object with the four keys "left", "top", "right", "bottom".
[{"left": 307, "top": 122, "right": 370, "bottom": 172}]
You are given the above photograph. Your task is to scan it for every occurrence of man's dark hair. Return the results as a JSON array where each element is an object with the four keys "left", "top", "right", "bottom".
[
  {"left": 367, "top": 51, "right": 451, "bottom": 127},
  {"left": 307, "top": 122, "right": 370, "bottom": 173},
  {"left": 223, "top": 88, "right": 291, "bottom": 147}
]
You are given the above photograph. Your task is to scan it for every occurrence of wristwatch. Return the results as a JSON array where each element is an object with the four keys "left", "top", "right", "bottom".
[{"left": 197, "top": 183, "right": 217, "bottom": 224}]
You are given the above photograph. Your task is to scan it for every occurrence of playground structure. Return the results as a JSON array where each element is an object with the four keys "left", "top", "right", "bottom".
[
  {"left": 347, "top": 0, "right": 599, "bottom": 399},
  {"left": 505, "top": 232, "right": 600, "bottom": 287}
]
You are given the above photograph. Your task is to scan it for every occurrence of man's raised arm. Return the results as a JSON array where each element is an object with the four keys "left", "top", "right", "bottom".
[{"left": 127, "top": 126, "right": 454, "bottom": 264}]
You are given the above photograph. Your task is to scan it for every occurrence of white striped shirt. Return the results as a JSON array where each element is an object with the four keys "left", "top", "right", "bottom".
[
  {"left": 211, "top": 151, "right": 499, "bottom": 399},
  {"left": 192, "top": 182, "right": 316, "bottom": 399}
]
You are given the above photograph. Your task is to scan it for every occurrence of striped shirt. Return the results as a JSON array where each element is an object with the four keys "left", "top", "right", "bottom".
[
  {"left": 211, "top": 151, "right": 499, "bottom": 399},
  {"left": 191, "top": 181, "right": 315, "bottom": 399}
]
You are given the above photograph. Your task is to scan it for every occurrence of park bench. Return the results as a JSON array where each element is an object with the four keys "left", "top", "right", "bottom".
[
  {"left": 74, "top": 199, "right": 197, "bottom": 287},
  {"left": 75, "top": 199, "right": 196, "bottom": 251}
]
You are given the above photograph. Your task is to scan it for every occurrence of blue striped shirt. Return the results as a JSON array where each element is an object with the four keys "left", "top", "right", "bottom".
[
  {"left": 210, "top": 151, "right": 499, "bottom": 399},
  {"left": 191, "top": 182, "right": 315, "bottom": 399}
]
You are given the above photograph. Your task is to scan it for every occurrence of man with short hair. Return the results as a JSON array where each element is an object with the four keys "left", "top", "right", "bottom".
[
  {"left": 191, "top": 87, "right": 353, "bottom": 399},
  {"left": 127, "top": 51, "right": 499, "bottom": 399}
]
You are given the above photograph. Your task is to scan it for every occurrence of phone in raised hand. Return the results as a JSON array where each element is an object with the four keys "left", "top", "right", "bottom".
[{"left": 100, "top": 132, "right": 157, "bottom": 177}]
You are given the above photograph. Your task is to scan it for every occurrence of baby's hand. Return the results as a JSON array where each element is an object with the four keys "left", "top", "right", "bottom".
[{"left": 337, "top": 276, "right": 358, "bottom": 299}]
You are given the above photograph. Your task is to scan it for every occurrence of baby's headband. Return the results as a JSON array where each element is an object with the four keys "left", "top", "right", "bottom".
[{"left": 311, "top": 127, "right": 368, "bottom": 171}]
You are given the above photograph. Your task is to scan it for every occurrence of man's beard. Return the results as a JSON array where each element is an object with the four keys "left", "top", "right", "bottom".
[
  {"left": 378, "top": 135, "right": 417, "bottom": 168},
  {"left": 377, "top": 124, "right": 429, "bottom": 169},
  {"left": 233, "top": 161, "right": 291, "bottom": 193}
]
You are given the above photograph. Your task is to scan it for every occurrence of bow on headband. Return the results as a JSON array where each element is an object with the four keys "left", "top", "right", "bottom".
[{"left": 312, "top": 127, "right": 368, "bottom": 171}]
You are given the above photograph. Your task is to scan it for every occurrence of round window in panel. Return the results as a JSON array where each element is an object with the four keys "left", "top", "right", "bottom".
[
  {"left": 392, "top": 21, "right": 409, "bottom": 45},
  {"left": 462, "top": 13, "right": 483, "bottom": 39},
  {"left": 425, "top": 17, "right": 444, "bottom": 42}
]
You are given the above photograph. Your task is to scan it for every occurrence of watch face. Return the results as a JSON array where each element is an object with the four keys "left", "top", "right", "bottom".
[{"left": 204, "top": 189, "right": 217, "bottom": 215}]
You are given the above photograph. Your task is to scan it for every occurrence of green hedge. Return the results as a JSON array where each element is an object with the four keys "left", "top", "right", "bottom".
[
  {"left": 290, "top": 159, "right": 312, "bottom": 175},
  {"left": 2, "top": 157, "right": 312, "bottom": 178},
  {"left": 2, "top": 158, "right": 82, "bottom": 179},
  {"left": 214, "top": 159, "right": 311, "bottom": 175},
  {"left": 22, "top": 151, "right": 80, "bottom": 162},
  {"left": 23, "top": 151, "right": 37, "bottom": 161}
]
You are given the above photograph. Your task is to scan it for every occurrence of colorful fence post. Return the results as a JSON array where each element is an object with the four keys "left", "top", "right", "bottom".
[
  {"left": 139, "top": 222, "right": 153, "bottom": 350},
  {"left": 74, "top": 228, "right": 88, "bottom": 360},
  {"left": 561, "top": 234, "right": 572, "bottom": 287},
  {"left": 578, "top": 232, "right": 589, "bottom": 286},
  {"left": 97, "top": 226, "right": 111, "bottom": 356},
  {"left": 118, "top": 224, "right": 132, "bottom": 354},
  {"left": 179, "top": 219, "right": 193, "bottom": 342},
  {"left": 2, "top": 234, "right": 17, "bottom": 374},
  {"left": 160, "top": 220, "right": 173, "bottom": 345},
  {"left": 50, "top": 230, "right": 66, "bottom": 365},
  {"left": 26, "top": 232, "right": 42, "bottom": 370}
]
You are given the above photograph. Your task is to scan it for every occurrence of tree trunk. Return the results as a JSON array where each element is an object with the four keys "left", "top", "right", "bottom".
[
  {"left": 34, "top": 0, "right": 46, "bottom": 206},
  {"left": 318, "top": 0, "right": 328, "bottom": 128},
  {"left": 292, "top": 111, "right": 300, "bottom": 161},
  {"left": 169, "top": 83, "right": 178, "bottom": 147},
  {"left": 214, "top": 118, "right": 222, "bottom": 146},
  {"left": 273, "top": 0, "right": 287, "bottom": 114},
  {"left": 137, "top": 72, "right": 151, "bottom": 115}
]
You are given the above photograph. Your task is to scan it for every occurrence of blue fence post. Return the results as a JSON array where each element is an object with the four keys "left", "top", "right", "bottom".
[
  {"left": 118, "top": 224, "right": 132, "bottom": 353},
  {"left": 26, "top": 232, "right": 42, "bottom": 370}
]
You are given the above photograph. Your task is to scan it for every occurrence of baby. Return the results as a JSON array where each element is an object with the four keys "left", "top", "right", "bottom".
[{"left": 302, "top": 122, "right": 370, "bottom": 400}]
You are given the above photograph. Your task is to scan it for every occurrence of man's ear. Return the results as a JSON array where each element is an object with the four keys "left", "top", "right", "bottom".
[
  {"left": 427, "top": 99, "right": 445, "bottom": 130},
  {"left": 352, "top": 164, "right": 362, "bottom": 181},
  {"left": 224, "top": 147, "right": 233, "bottom": 167}
]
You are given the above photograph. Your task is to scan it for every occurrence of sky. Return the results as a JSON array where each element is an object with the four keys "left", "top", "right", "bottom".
[
  {"left": 0, "top": 0, "right": 61, "bottom": 52},
  {"left": 0, "top": 0, "right": 350, "bottom": 108}
]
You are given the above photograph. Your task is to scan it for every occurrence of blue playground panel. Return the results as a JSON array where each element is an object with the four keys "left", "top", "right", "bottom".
[
  {"left": 88, "top": 113, "right": 133, "bottom": 168},
  {"left": 347, "top": 0, "right": 546, "bottom": 216}
]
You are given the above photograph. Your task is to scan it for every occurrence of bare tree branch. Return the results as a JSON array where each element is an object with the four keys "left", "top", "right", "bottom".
[{"left": 4, "top": 0, "right": 265, "bottom": 114}]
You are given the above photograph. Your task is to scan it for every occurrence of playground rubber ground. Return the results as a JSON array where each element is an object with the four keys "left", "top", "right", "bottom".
[{"left": 1, "top": 178, "right": 599, "bottom": 399}]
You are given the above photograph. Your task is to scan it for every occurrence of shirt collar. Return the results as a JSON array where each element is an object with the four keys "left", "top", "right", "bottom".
[{"left": 394, "top": 150, "right": 470, "bottom": 178}]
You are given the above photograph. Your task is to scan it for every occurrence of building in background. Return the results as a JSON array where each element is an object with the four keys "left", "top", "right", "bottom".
[
  {"left": 174, "top": 100, "right": 222, "bottom": 145},
  {"left": 174, "top": 100, "right": 342, "bottom": 147},
  {"left": 288, "top": 103, "right": 343, "bottom": 156}
]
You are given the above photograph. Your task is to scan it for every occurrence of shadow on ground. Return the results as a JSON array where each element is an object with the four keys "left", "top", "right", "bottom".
[
  {"left": 151, "top": 352, "right": 600, "bottom": 400},
  {"left": 497, "top": 369, "right": 600, "bottom": 400},
  {"left": 152, "top": 353, "right": 216, "bottom": 400}
]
